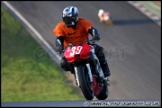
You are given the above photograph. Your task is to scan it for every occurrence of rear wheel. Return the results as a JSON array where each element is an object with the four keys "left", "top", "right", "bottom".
[{"left": 76, "top": 65, "right": 94, "bottom": 100}]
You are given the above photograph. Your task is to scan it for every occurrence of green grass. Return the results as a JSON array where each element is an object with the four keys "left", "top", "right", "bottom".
[{"left": 1, "top": 7, "right": 84, "bottom": 102}]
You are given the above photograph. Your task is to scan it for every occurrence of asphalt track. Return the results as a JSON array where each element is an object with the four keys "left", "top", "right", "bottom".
[{"left": 1, "top": 1, "right": 161, "bottom": 106}]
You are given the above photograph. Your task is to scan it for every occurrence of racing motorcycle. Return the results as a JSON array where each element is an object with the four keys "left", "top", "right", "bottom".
[
  {"left": 98, "top": 9, "right": 113, "bottom": 25},
  {"left": 63, "top": 40, "right": 109, "bottom": 100}
]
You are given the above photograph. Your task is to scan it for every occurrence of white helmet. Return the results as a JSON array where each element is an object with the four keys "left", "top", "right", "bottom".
[{"left": 99, "top": 9, "right": 104, "bottom": 15}]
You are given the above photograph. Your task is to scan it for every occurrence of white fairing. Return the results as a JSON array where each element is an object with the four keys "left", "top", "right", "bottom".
[{"left": 104, "top": 15, "right": 110, "bottom": 20}]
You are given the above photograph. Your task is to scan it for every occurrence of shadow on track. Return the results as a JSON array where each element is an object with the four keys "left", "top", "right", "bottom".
[{"left": 112, "top": 19, "right": 160, "bottom": 26}]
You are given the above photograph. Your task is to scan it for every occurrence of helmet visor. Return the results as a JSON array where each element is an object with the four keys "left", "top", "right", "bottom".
[{"left": 63, "top": 17, "right": 76, "bottom": 26}]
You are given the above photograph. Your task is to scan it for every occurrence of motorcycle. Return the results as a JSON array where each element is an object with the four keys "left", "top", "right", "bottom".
[
  {"left": 98, "top": 9, "right": 113, "bottom": 25},
  {"left": 63, "top": 40, "right": 109, "bottom": 100}
]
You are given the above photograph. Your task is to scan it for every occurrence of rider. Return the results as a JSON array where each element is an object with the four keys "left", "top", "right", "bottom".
[{"left": 53, "top": 6, "right": 111, "bottom": 80}]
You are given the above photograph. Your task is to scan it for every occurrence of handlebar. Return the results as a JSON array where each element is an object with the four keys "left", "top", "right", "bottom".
[{"left": 67, "top": 39, "right": 99, "bottom": 46}]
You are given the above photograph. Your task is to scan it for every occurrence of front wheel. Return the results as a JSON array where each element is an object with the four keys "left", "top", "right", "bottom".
[{"left": 75, "top": 65, "right": 94, "bottom": 100}]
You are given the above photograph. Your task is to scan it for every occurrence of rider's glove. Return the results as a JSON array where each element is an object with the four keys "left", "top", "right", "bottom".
[
  {"left": 92, "top": 36, "right": 100, "bottom": 41},
  {"left": 56, "top": 45, "right": 64, "bottom": 54},
  {"left": 88, "top": 27, "right": 100, "bottom": 41},
  {"left": 55, "top": 36, "right": 64, "bottom": 53}
]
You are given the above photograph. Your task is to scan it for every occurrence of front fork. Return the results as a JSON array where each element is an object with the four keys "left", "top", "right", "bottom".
[
  {"left": 86, "top": 63, "right": 93, "bottom": 83},
  {"left": 74, "top": 66, "right": 80, "bottom": 87},
  {"left": 74, "top": 63, "right": 93, "bottom": 87}
]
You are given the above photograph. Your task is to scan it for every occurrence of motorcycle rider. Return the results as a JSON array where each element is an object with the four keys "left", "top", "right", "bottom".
[{"left": 53, "top": 6, "right": 110, "bottom": 81}]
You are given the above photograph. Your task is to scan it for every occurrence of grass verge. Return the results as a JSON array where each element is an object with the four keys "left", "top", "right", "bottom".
[{"left": 1, "top": 7, "right": 84, "bottom": 102}]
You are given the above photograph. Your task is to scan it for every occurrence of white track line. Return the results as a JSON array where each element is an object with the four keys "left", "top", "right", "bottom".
[{"left": 2, "top": 1, "right": 61, "bottom": 61}]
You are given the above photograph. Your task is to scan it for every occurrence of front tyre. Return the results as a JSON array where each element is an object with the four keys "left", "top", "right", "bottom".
[{"left": 76, "top": 65, "right": 94, "bottom": 100}]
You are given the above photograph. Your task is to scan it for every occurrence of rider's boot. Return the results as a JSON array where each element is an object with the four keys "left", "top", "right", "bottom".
[{"left": 100, "top": 60, "right": 111, "bottom": 86}]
